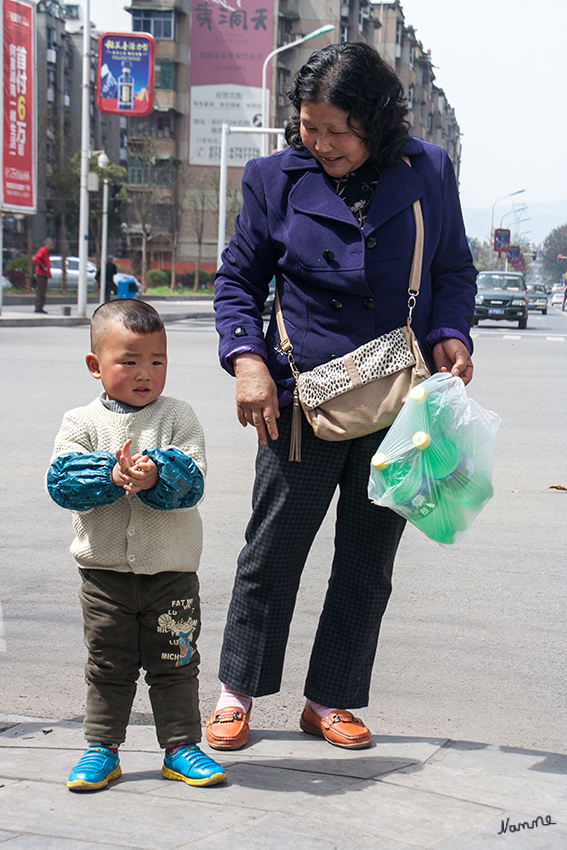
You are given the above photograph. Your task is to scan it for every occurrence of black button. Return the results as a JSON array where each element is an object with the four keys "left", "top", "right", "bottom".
[
  {"left": 323, "top": 250, "right": 335, "bottom": 262},
  {"left": 234, "top": 326, "right": 247, "bottom": 337},
  {"left": 330, "top": 299, "right": 342, "bottom": 310},
  {"left": 363, "top": 297, "right": 375, "bottom": 310},
  {"left": 366, "top": 237, "right": 377, "bottom": 249}
]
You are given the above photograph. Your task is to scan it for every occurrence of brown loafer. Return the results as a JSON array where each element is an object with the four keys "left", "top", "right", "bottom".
[
  {"left": 206, "top": 706, "right": 251, "bottom": 750},
  {"left": 300, "top": 703, "right": 372, "bottom": 749}
]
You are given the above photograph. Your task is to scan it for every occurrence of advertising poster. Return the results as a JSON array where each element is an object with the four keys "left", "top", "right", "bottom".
[
  {"left": 189, "top": 0, "right": 274, "bottom": 167},
  {"left": 2, "top": 0, "right": 36, "bottom": 213},
  {"left": 96, "top": 33, "right": 155, "bottom": 116},
  {"left": 493, "top": 228, "right": 510, "bottom": 255}
]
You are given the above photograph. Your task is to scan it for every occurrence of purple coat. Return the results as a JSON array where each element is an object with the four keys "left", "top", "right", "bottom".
[{"left": 214, "top": 137, "right": 477, "bottom": 403}]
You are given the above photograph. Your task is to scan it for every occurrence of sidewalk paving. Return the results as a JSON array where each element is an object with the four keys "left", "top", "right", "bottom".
[
  {"left": 0, "top": 300, "right": 215, "bottom": 327},
  {"left": 1, "top": 714, "right": 565, "bottom": 849}
]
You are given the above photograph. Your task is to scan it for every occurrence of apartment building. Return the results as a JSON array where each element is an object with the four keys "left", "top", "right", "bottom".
[{"left": 3, "top": 0, "right": 121, "bottom": 260}]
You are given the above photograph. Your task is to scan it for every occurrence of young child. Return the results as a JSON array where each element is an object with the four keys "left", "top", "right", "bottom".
[{"left": 47, "top": 299, "right": 226, "bottom": 792}]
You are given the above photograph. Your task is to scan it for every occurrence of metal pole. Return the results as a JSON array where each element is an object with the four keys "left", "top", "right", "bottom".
[
  {"left": 217, "top": 125, "right": 284, "bottom": 268},
  {"left": 260, "top": 25, "right": 336, "bottom": 157},
  {"left": 99, "top": 177, "right": 109, "bottom": 305},
  {"left": 217, "top": 123, "right": 229, "bottom": 269},
  {"left": 0, "top": 212, "right": 3, "bottom": 316},
  {"left": 77, "top": 0, "right": 90, "bottom": 317}
]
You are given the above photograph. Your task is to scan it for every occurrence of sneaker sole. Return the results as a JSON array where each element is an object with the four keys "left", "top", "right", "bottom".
[
  {"left": 299, "top": 717, "right": 372, "bottom": 749},
  {"left": 67, "top": 765, "right": 122, "bottom": 791},
  {"left": 161, "top": 766, "right": 227, "bottom": 786}
]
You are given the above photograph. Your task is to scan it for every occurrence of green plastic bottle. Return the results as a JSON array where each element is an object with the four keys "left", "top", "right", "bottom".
[{"left": 370, "top": 451, "right": 422, "bottom": 508}]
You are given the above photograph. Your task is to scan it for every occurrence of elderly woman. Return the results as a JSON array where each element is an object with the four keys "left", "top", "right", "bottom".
[{"left": 208, "top": 42, "right": 476, "bottom": 750}]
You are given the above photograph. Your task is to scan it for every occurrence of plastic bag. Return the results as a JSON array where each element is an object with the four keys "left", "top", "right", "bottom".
[{"left": 368, "top": 373, "right": 501, "bottom": 545}]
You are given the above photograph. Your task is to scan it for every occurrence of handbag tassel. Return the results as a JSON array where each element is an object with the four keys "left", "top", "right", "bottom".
[{"left": 289, "top": 386, "right": 302, "bottom": 462}]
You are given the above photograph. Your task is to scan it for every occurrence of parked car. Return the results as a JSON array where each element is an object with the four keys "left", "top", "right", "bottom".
[
  {"left": 47, "top": 256, "right": 97, "bottom": 291},
  {"left": 472, "top": 271, "right": 529, "bottom": 329},
  {"left": 527, "top": 284, "right": 548, "bottom": 314}
]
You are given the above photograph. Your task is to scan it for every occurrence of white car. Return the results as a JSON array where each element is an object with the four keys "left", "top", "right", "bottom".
[
  {"left": 550, "top": 288, "right": 565, "bottom": 307},
  {"left": 47, "top": 256, "right": 97, "bottom": 291}
]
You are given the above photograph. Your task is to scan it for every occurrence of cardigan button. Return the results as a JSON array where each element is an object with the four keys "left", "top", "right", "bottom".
[
  {"left": 366, "top": 237, "right": 377, "bottom": 249},
  {"left": 128, "top": 554, "right": 135, "bottom": 562},
  {"left": 363, "top": 297, "right": 375, "bottom": 310},
  {"left": 322, "top": 250, "right": 335, "bottom": 262},
  {"left": 329, "top": 299, "right": 342, "bottom": 310}
]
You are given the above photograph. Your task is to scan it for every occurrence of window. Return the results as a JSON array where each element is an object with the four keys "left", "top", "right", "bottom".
[
  {"left": 64, "top": 4, "right": 79, "bottom": 19},
  {"left": 156, "top": 114, "right": 175, "bottom": 138},
  {"left": 132, "top": 9, "right": 174, "bottom": 39},
  {"left": 340, "top": 25, "right": 349, "bottom": 43},
  {"left": 155, "top": 61, "right": 176, "bottom": 90}
]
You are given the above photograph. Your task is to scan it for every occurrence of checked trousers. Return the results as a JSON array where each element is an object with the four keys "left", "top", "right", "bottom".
[{"left": 218, "top": 404, "right": 407, "bottom": 709}]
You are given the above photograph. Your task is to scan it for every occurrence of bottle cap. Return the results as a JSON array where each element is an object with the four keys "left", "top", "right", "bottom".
[
  {"left": 371, "top": 452, "right": 390, "bottom": 470},
  {"left": 410, "top": 385, "right": 428, "bottom": 404},
  {"left": 412, "top": 431, "right": 431, "bottom": 450}
]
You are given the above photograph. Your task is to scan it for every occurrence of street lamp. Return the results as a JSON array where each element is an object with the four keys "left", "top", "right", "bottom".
[
  {"left": 489, "top": 189, "right": 525, "bottom": 270},
  {"left": 261, "top": 24, "right": 336, "bottom": 156},
  {"left": 499, "top": 206, "right": 527, "bottom": 227}
]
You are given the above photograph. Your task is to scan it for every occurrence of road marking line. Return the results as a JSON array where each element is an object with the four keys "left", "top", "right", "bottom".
[
  {"left": 506, "top": 335, "right": 522, "bottom": 340},
  {"left": 546, "top": 336, "right": 565, "bottom": 342},
  {"left": 0, "top": 601, "right": 6, "bottom": 652}
]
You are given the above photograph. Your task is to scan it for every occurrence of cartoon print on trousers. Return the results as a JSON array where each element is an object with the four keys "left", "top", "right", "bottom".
[{"left": 157, "top": 605, "right": 197, "bottom": 666}]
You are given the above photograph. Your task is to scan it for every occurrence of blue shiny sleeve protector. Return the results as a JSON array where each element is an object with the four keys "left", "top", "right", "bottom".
[
  {"left": 47, "top": 451, "right": 124, "bottom": 511},
  {"left": 136, "top": 448, "right": 204, "bottom": 511}
]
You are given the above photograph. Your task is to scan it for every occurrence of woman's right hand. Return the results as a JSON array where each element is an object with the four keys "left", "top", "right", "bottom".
[{"left": 233, "top": 353, "right": 279, "bottom": 444}]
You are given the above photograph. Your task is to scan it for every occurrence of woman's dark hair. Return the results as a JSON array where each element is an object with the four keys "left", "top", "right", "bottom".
[{"left": 285, "top": 42, "right": 409, "bottom": 168}]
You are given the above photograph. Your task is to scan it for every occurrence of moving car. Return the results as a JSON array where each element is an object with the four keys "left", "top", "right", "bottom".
[
  {"left": 527, "top": 284, "right": 548, "bottom": 314},
  {"left": 550, "top": 287, "right": 565, "bottom": 308},
  {"left": 47, "top": 256, "right": 97, "bottom": 291},
  {"left": 472, "top": 271, "right": 529, "bottom": 329}
]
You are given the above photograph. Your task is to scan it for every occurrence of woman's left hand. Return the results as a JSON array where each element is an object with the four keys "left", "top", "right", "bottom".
[{"left": 432, "top": 338, "right": 473, "bottom": 385}]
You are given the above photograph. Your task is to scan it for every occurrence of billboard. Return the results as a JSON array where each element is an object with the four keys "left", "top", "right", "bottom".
[
  {"left": 96, "top": 33, "right": 155, "bottom": 116},
  {"left": 2, "top": 0, "right": 36, "bottom": 213},
  {"left": 493, "top": 228, "right": 510, "bottom": 255},
  {"left": 189, "top": 0, "right": 274, "bottom": 166}
]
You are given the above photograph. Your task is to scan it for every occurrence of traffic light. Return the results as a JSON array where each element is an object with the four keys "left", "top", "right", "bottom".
[{"left": 111, "top": 183, "right": 122, "bottom": 213}]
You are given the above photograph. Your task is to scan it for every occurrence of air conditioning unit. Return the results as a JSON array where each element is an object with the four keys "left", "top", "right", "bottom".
[{"left": 47, "top": 48, "right": 57, "bottom": 64}]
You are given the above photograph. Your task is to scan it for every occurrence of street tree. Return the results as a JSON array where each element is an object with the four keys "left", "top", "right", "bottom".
[{"left": 541, "top": 223, "right": 567, "bottom": 282}]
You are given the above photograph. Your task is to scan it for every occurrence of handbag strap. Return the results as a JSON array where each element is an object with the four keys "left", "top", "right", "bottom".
[{"left": 275, "top": 155, "right": 424, "bottom": 356}]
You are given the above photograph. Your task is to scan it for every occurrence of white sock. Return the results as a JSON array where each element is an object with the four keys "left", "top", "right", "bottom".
[
  {"left": 307, "top": 700, "right": 338, "bottom": 719},
  {"left": 214, "top": 683, "right": 252, "bottom": 714}
]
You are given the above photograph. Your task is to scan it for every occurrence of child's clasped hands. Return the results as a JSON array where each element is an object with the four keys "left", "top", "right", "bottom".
[{"left": 111, "top": 438, "right": 158, "bottom": 494}]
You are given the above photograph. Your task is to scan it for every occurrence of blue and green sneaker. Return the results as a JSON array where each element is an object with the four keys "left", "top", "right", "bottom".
[
  {"left": 67, "top": 746, "right": 121, "bottom": 792},
  {"left": 162, "top": 744, "right": 226, "bottom": 786}
]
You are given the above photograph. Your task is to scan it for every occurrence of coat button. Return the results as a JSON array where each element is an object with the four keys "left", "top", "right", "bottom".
[
  {"left": 234, "top": 326, "right": 247, "bottom": 337},
  {"left": 366, "top": 237, "right": 377, "bottom": 249},
  {"left": 363, "top": 297, "right": 375, "bottom": 310},
  {"left": 322, "top": 250, "right": 335, "bottom": 262},
  {"left": 330, "top": 299, "right": 342, "bottom": 310}
]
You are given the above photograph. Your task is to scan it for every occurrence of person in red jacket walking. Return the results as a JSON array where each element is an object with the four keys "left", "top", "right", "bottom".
[{"left": 33, "top": 238, "right": 53, "bottom": 313}]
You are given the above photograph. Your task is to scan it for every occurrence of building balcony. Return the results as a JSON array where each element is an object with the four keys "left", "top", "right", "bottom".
[
  {"left": 155, "top": 40, "right": 179, "bottom": 60},
  {"left": 155, "top": 89, "right": 177, "bottom": 111}
]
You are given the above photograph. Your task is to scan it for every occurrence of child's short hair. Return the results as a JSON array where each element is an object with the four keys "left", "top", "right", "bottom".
[{"left": 90, "top": 299, "right": 165, "bottom": 352}]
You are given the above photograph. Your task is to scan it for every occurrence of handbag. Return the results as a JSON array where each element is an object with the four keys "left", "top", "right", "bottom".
[{"left": 274, "top": 169, "right": 430, "bottom": 462}]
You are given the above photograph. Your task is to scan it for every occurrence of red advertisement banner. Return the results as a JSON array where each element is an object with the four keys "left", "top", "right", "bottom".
[{"left": 2, "top": 0, "right": 36, "bottom": 212}]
